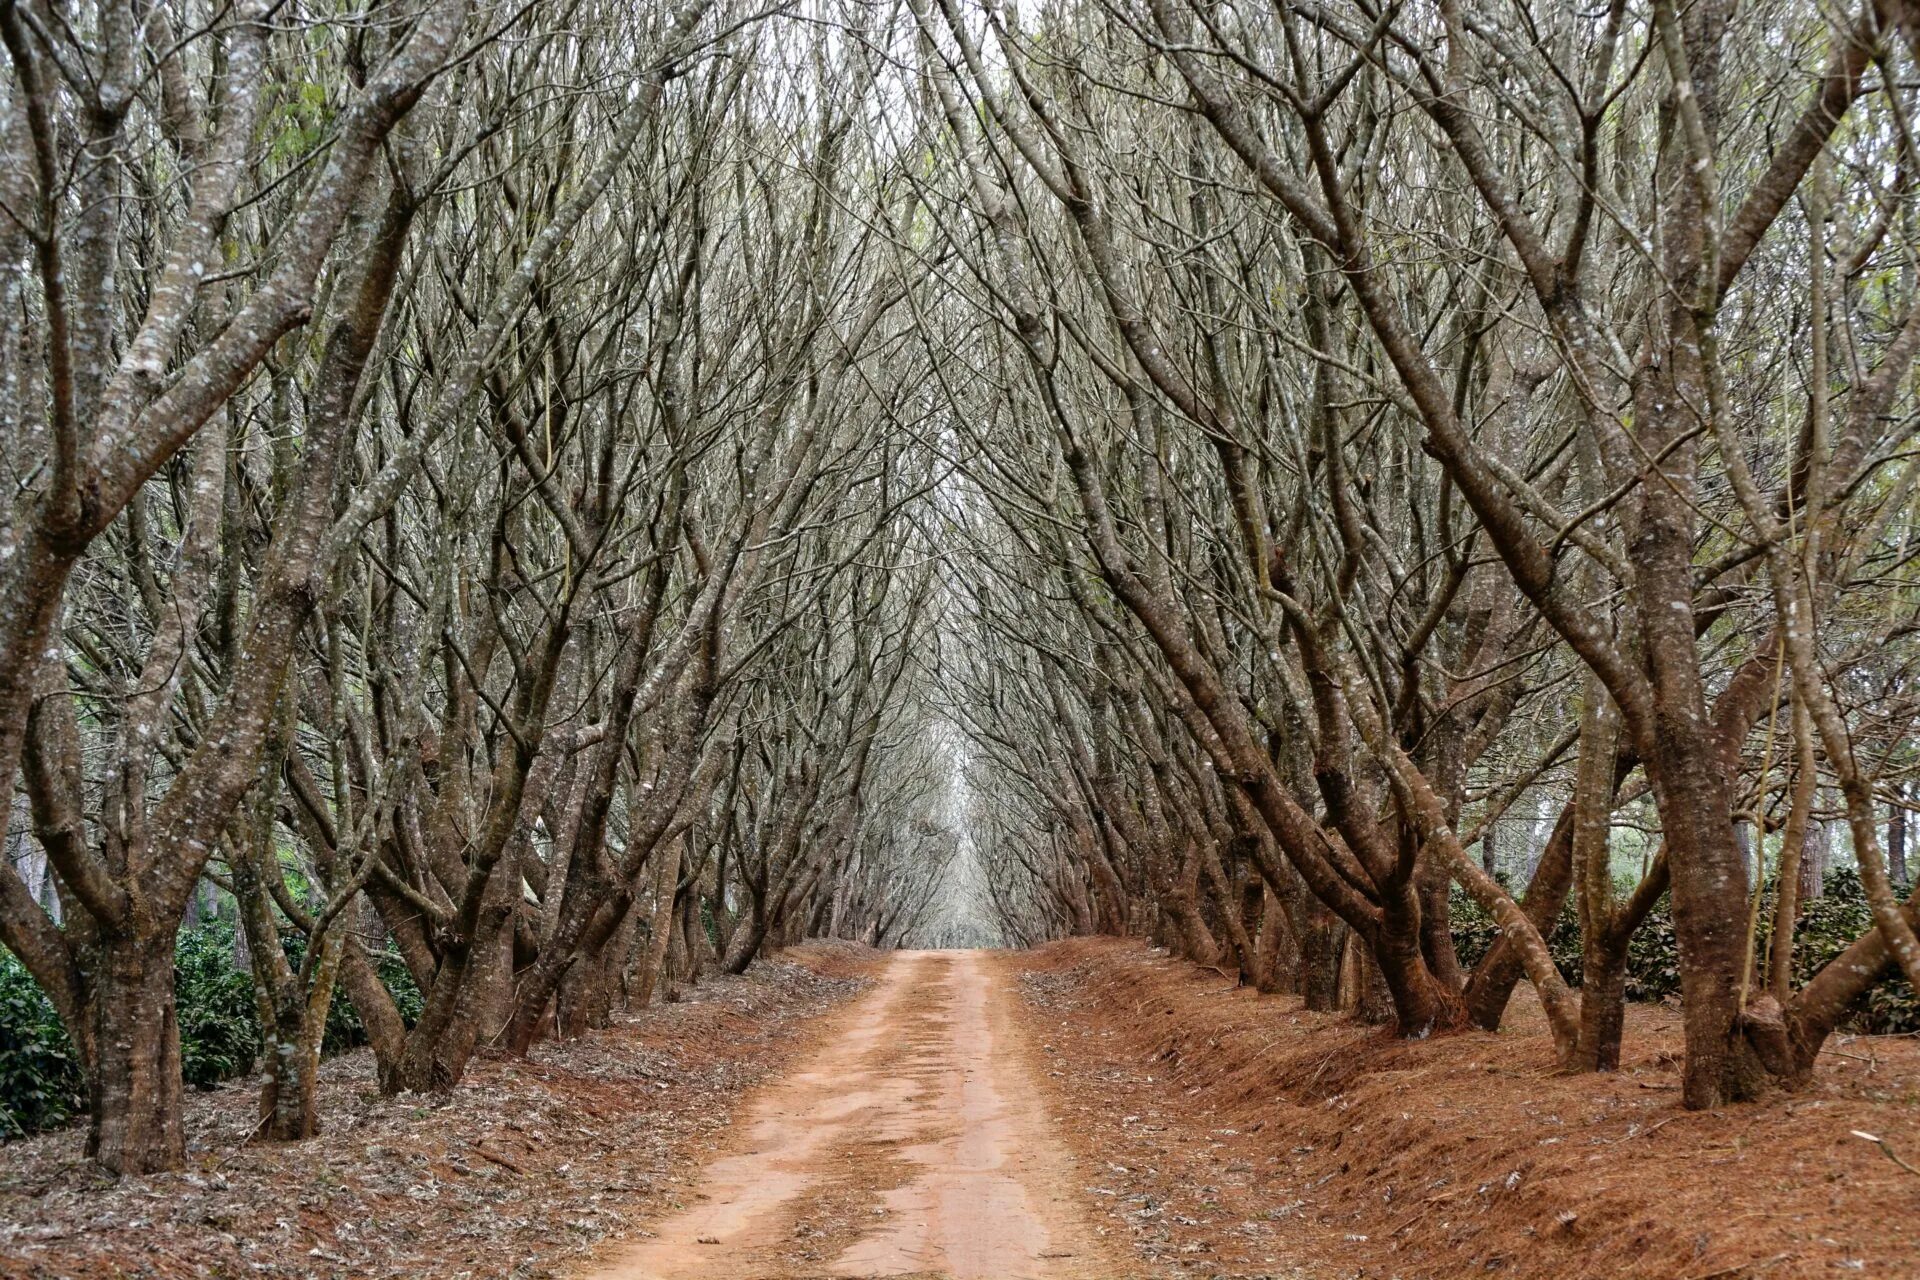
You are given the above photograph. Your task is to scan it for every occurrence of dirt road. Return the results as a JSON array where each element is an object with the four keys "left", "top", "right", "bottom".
[{"left": 578, "top": 950, "right": 1132, "bottom": 1280}]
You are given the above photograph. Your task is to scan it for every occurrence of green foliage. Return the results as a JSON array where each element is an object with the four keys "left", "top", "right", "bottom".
[
  {"left": 3, "top": 919, "right": 425, "bottom": 1140},
  {"left": 1445, "top": 882, "right": 1503, "bottom": 971},
  {"left": 1792, "top": 869, "right": 1920, "bottom": 1034},
  {"left": 1448, "top": 884, "right": 1681, "bottom": 1003},
  {"left": 263, "top": 81, "right": 335, "bottom": 168},
  {"left": 376, "top": 949, "right": 425, "bottom": 1028},
  {"left": 0, "top": 949, "right": 85, "bottom": 1137},
  {"left": 281, "top": 932, "right": 424, "bottom": 1053},
  {"left": 1447, "top": 869, "right": 1918, "bottom": 1031},
  {"left": 173, "top": 923, "right": 261, "bottom": 1088},
  {"left": 1621, "top": 900, "right": 1682, "bottom": 1003}
]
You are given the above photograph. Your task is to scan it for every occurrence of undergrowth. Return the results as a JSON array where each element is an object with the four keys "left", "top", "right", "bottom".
[
  {"left": 2, "top": 921, "right": 422, "bottom": 1139},
  {"left": 1448, "top": 868, "right": 1918, "bottom": 1032}
]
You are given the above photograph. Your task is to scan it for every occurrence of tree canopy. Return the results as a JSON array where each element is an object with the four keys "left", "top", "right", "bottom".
[{"left": 5, "top": 0, "right": 1920, "bottom": 1172}]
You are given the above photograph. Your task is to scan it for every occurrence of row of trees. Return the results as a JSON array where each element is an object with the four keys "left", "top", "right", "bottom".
[
  {"left": 9, "top": 0, "right": 1920, "bottom": 1180},
  {"left": 0, "top": 0, "right": 959, "bottom": 1173},
  {"left": 909, "top": 0, "right": 1920, "bottom": 1112}
]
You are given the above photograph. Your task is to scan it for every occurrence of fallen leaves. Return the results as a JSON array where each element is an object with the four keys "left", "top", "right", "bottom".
[{"left": 0, "top": 953, "right": 872, "bottom": 1280}]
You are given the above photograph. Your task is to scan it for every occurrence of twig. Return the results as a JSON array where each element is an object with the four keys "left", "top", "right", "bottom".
[
  {"left": 214, "top": 1112, "right": 275, "bottom": 1170},
  {"left": 471, "top": 1144, "right": 530, "bottom": 1175},
  {"left": 1852, "top": 1130, "right": 1920, "bottom": 1177},
  {"left": 1684, "top": 1253, "right": 1792, "bottom": 1280}
]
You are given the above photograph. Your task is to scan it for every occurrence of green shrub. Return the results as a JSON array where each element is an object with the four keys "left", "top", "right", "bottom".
[
  {"left": 1448, "top": 884, "right": 1587, "bottom": 981},
  {"left": 0, "top": 949, "right": 85, "bottom": 1137},
  {"left": 1792, "top": 869, "right": 1920, "bottom": 1034},
  {"left": 3, "top": 919, "right": 426, "bottom": 1139},
  {"left": 281, "top": 932, "right": 424, "bottom": 1053},
  {"left": 1622, "top": 899, "right": 1682, "bottom": 1002},
  {"left": 372, "top": 948, "right": 424, "bottom": 1028},
  {"left": 1448, "top": 868, "right": 1917, "bottom": 1031},
  {"left": 174, "top": 923, "right": 262, "bottom": 1088},
  {"left": 1447, "top": 883, "right": 1502, "bottom": 972}
]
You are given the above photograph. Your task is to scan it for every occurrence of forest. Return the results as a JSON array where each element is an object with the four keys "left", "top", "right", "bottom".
[{"left": 4, "top": 0, "right": 1920, "bottom": 1275}]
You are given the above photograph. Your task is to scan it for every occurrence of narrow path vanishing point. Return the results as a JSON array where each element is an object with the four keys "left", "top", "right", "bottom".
[{"left": 578, "top": 950, "right": 1135, "bottom": 1280}]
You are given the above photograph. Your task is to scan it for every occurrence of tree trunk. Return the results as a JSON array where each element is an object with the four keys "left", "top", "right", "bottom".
[
  {"left": 86, "top": 932, "right": 186, "bottom": 1174},
  {"left": 1353, "top": 873, "right": 1461, "bottom": 1034},
  {"left": 1300, "top": 902, "right": 1344, "bottom": 1013},
  {"left": 1661, "top": 773, "right": 1756, "bottom": 1107},
  {"left": 561, "top": 896, "right": 640, "bottom": 1034},
  {"left": 1254, "top": 882, "right": 1296, "bottom": 994},
  {"left": 1164, "top": 843, "right": 1220, "bottom": 965},
  {"left": 1344, "top": 933, "right": 1397, "bottom": 1026},
  {"left": 232, "top": 909, "right": 253, "bottom": 972},
  {"left": 1889, "top": 785, "right": 1908, "bottom": 891},
  {"left": 1464, "top": 809, "right": 1576, "bottom": 1029},
  {"left": 1571, "top": 937, "right": 1629, "bottom": 1072},
  {"left": 1062, "top": 859, "right": 1097, "bottom": 935},
  {"left": 678, "top": 885, "right": 708, "bottom": 983},
  {"left": 479, "top": 922, "right": 516, "bottom": 1044},
  {"left": 336, "top": 935, "right": 409, "bottom": 1092},
  {"left": 722, "top": 897, "right": 770, "bottom": 974},
  {"left": 634, "top": 844, "right": 683, "bottom": 1008},
  {"left": 1800, "top": 814, "right": 1829, "bottom": 901},
  {"left": 258, "top": 931, "right": 344, "bottom": 1142},
  {"left": 1088, "top": 843, "right": 1127, "bottom": 933},
  {"left": 389, "top": 853, "right": 522, "bottom": 1092},
  {"left": 233, "top": 743, "right": 340, "bottom": 1143},
  {"left": 1234, "top": 871, "right": 1265, "bottom": 987}
]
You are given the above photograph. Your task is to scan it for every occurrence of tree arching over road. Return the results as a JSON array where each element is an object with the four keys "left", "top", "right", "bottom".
[{"left": 4, "top": 0, "right": 1920, "bottom": 1187}]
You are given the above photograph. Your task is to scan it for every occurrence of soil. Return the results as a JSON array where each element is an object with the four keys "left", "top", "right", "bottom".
[
  {"left": 11, "top": 940, "right": 1920, "bottom": 1280},
  {"left": 0, "top": 946, "right": 877, "bottom": 1280},
  {"left": 1008, "top": 937, "right": 1920, "bottom": 1280},
  {"left": 576, "top": 949, "right": 1136, "bottom": 1280}
]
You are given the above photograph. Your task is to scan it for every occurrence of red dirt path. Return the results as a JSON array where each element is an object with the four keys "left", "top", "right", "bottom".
[
  {"left": 10, "top": 941, "right": 1919, "bottom": 1279},
  {"left": 577, "top": 950, "right": 1135, "bottom": 1280}
]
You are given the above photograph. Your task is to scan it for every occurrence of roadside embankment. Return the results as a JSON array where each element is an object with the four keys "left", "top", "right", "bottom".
[{"left": 1010, "top": 938, "right": 1920, "bottom": 1280}]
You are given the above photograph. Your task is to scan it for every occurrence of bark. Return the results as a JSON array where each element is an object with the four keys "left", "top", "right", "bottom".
[
  {"left": 633, "top": 840, "right": 685, "bottom": 1009},
  {"left": 1572, "top": 939, "right": 1630, "bottom": 1072},
  {"left": 1801, "top": 817, "right": 1830, "bottom": 902},
  {"left": 1164, "top": 842, "right": 1221, "bottom": 965},
  {"left": 678, "top": 886, "right": 708, "bottom": 985},
  {"left": 1300, "top": 902, "right": 1345, "bottom": 1014},
  {"left": 84, "top": 932, "right": 186, "bottom": 1173},
  {"left": 1253, "top": 881, "right": 1291, "bottom": 993},
  {"left": 1889, "top": 783, "right": 1908, "bottom": 891},
  {"left": 1769, "top": 695, "right": 1818, "bottom": 1002}
]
